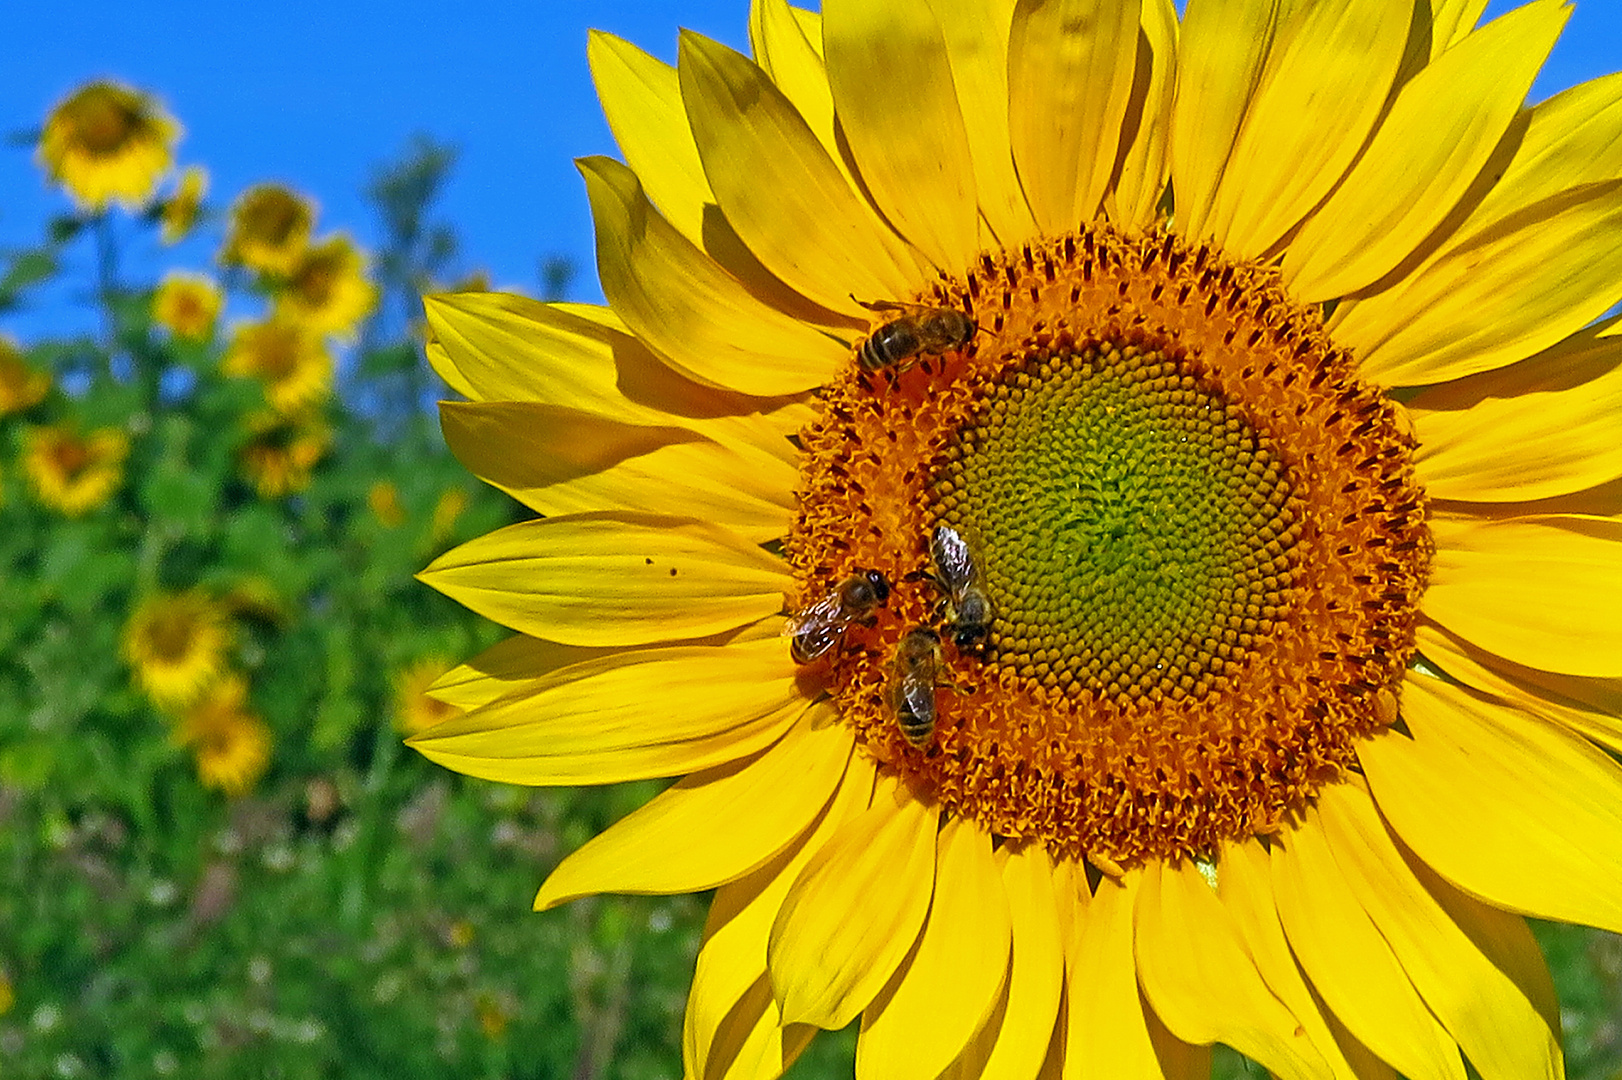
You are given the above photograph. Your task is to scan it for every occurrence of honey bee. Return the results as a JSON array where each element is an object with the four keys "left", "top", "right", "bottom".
[
  {"left": 855, "top": 299, "right": 978, "bottom": 372},
  {"left": 786, "top": 569, "right": 892, "bottom": 664},
  {"left": 930, "top": 525, "right": 993, "bottom": 652},
  {"left": 891, "top": 628, "right": 944, "bottom": 748}
]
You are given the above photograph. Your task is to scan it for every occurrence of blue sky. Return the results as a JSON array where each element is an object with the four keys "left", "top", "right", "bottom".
[{"left": 2, "top": 0, "right": 1619, "bottom": 341}]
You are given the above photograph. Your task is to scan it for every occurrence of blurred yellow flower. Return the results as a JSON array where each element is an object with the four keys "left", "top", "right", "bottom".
[
  {"left": 0, "top": 970, "right": 13, "bottom": 1017},
  {"left": 474, "top": 991, "right": 510, "bottom": 1040},
  {"left": 393, "top": 656, "right": 463, "bottom": 735},
  {"left": 277, "top": 233, "right": 378, "bottom": 341},
  {"left": 221, "top": 576, "right": 288, "bottom": 625},
  {"left": 220, "top": 183, "right": 315, "bottom": 276},
  {"left": 122, "top": 589, "right": 233, "bottom": 711},
  {"left": 160, "top": 164, "right": 208, "bottom": 244},
  {"left": 237, "top": 410, "right": 330, "bottom": 498},
  {"left": 38, "top": 80, "right": 179, "bottom": 212},
  {"left": 0, "top": 335, "right": 50, "bottom": 415},
  {"left": 429, "top": 487, "right": 468, "bottom": 544},
  {"left": 151, "top": 270, "right": 223, "bottom": 341},
  {"left": 222, "top": 315, "right": 332, "bottom": 412},
  {"left": 173, "top": 673, "right": 271, "bottom": 797},
  {"left": 22, "top": 423, "right": 128, "bottom": 515},
  {"left": 368, "top": 480, "right": 406, "bottom": 527}
]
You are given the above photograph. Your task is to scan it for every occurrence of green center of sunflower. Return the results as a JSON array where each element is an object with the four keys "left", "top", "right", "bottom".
[
  {"left": 936, "top": 341, "right": 1302, "bottom": 700},
  {"left": 788, "top": 223, "right": 1431, "bottom": 867}
]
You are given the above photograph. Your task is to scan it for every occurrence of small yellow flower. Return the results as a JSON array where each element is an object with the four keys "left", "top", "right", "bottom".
[
  {"left": 151, "top": 270, "right": 223, "bottom": 341},
  {"left": 276, "top": 233, "right": 378, "bottom": 341},
  {"left": 448, "top": 920, "right": 476, "bottom": 948},
  {"left": 474, "top": 991, "right": 510, "bottom": 1040},
  {"left": 22, "top": 423, "right": 128, "bottom": 515},
  {"left": 220, "top": 183, "right": 315, "bottom": 276},
  {"left": 38, "top": 80, "right": 179, "bottom": 212},
  {"left": 221, "top": 315, "right": 332, "bottom": 412},
  {"left": 429, "top": 488, "right": 469, "bottom": 544},
  {"left": 237, "top": 410, "right": 330, "bottom": 498},
  {"left": 393, "top": 656, "right": 464, "bottom": 735},
  {"left": 122, "top": 590, "right": 233, "bottom": 710},
  {"left": 368, "top": 480, "right": 406, "bottom": 528},
  {"left": 0, "top": 335, "right": 50, "bottom": 415},
  {"left": 173, "top": 674, "right": 271, "bottom": 797},
  {"left": 0, "top": 970, "right": 13, "bottom": 1017},
  {"left": 160, "top": 164, "right": 208, "bottom": 244}
]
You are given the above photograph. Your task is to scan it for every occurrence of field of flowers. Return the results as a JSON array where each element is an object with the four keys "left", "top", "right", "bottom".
[{"left": 2, "top": 76, "right": 1619, "bottom": 1080}]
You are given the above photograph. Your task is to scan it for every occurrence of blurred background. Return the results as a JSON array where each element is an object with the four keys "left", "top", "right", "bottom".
[{"left": 0, "top": 2, "right": 1619, "bottom": 1078}]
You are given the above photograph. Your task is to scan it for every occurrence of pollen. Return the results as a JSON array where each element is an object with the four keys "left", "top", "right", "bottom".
[{"left": 787, "top": 224, "right": 1431, "bottom": 866}]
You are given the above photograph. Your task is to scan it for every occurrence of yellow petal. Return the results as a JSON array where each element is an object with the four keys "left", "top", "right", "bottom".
[
  {"left": 1416, "top": 622, "right": 1622, "bottom": 755},
  {"left": 1335, "top": 177, "right": 1622, "bottom": 388},
  {"left": 1314, "top": 780, "right": 1562, "bottom": 1080},
  {"left": 1168, "top": 0, "right": 1286, "bottom": 242},
  {"left": 1425, "top": 512, "right": 1622, "bottom": 678},
  {"left": 423, "top": 293, "right": 639, "bottom": 415},
  {"left": 1431, "top": 0, "right": 1489, "bottom": 55},
  {"left": 1467, "top": 70, "right": 1622, "bottom": 226},
  {"left": 686, "top": 749, "right": 876, "bottom": 1080},
  {"left": 408, "top": 639, "right": 805, "bottom": 785},
  {"left": 1007, "top": 0, "right": 1143, "bottom": 234},
  {"left": 1218, "top": 837, "right": 1391, "bottom": 1079},
  {"left": 749, "top": 0, "right": 837, "bottom": 154},
  {"left": 1134, "top": 858, "right": 1331, "bottom": 1080},
  {"left": 1203, "top": 0, "right": 1409, "bottom": 259},
  {"left": 768, "top": 773, "right": 937, "bottom": 1029},
  {"left": 929, "top": 0, "right": 1040, "bottom": 248},
  {"left": 677, "top": 32, "right": 923, "bottom": 317},
  {"left": 1411, "top": 326, "right": 1622, "bottom": 502},
  {"left": 420, "top": 512, "right": 791, "bottom": 647},
  {"left": 588, "top": 31, "right": 713, "bottom": 243},
  {"left": 1106, "top": 0, "right": 1179, "bottom": 228},
  {"left": 1359, "top": 672, "right": 1622, "bottom": 935},
  {"left": 1271, "top": 810, "right": 1467, "bottom": 1080},
  {"left": 1283, "top": 0, "right": 1569, "bottom": 302},
  {"left": 579, "top": 155, "right": 848, "bottom": 397},
  {"left": 964, "top": 844, "right": 1064, "bottom": 1080},
  {"left": 822, "top": 0, "right": 981, "bottom": 272},
  {"left": 534, "top": 716, "right": 852, "bottom": 909},
  {"left": 428, "top": 634, "right": 610, "bottom": 711},
  {"left": 440, "top": 401, "right": 796, "bottom": 544},
  {"left": 1066, "top": 871, "right": 1170, "bottom": 1080},
  {"left": 856, "top": 816, "right": 1011, "bottom": 1080}
]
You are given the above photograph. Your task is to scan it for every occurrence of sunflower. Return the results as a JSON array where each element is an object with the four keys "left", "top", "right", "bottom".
[
  {"left": 220, "top": 183, "right": 316, "bottom": 276},
  {"left": 393, "top": 656, "right": 464, "bottom": 735},
  {"left": 236, "top": 409, "right": 331, "bottom": 498},
  {"left": 22, "top": 423, "right": 128, "bottom": 516},
  {"left": 122, "top": 589, "right": 233, "bottom": 710},
  {"left": 151, "top": 270, "right": 224, "bottom": 341},
  {"left": 414, "top": 3, "right": 1622, "bottom": 1078},
  {"left": 275, "top": 233, "right": 379, "bottom": 341},
  {"left": 160, "top": 164, "right": 208, "bottom": 244},
  {"left": 37, "top": 80, "right": 179, "bottom": 212},
  {"left": 0, "top": 335, "right": 50, "bottom": 415},
  {"left": 173, "top": 673, "right": 271, "bottom": 797},
  {"left": 221, "top": 314, "right": 332, "bottom": 412}
]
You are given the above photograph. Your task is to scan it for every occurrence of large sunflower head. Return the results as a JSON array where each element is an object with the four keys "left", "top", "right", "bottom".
[
  {"left": 37, "top": 79, "right": 179, "bottom": 212},
  {"left": 123, "top": 589, "right": 234, "bottom": 711},
  {"left": 0, "top": 335, "right": 50, "bottom": 416},
  {"left": 220, "top": 183, "right": 316, "bottom": 277},
  {"left": 172, "top": 673, "right": 271, "bottom": 797},
  {"left": 22, "top": 423, "right": 128, "bottom": 516},
  {"left": 274, "top": 232, "right": 379, "bottom": 341},
  {"left": 221, "top": 314, "right": 333, "bottom": 412},
  {"left": 151, "top": 270, "right": 224, "bottom": 342},
  {"left": 415, "top": 3, "right": 1622, "bottom": 1078}
]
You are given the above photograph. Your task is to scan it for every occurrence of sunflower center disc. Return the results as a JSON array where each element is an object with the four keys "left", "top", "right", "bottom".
[
  {"left": 937, "top": 342, "right": 1303, "bottom": 701},
  {"left": 789, "top": 224, "right": 1431, "bottom": 865}
]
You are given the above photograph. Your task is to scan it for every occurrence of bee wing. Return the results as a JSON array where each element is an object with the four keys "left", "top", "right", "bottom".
[
  {"left": 896, "top": 665, "right": 937, "bottom": 719},
  {"left": 930, "top": 525, "right": 974, "bottom": 593},
  {"left": 783, "top": 593, "right": 845, "bottom": 636}
]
